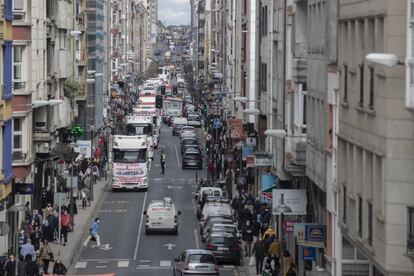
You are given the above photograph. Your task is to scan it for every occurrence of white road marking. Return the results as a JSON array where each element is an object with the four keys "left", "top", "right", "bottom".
[
  {"left": 75, "top": 262, "right": 87, "bottom": 269},
  {"left": 194, "top": 229, "right": 200, "bottom": 249},
  {"left": 174, "top": 145, "right": 181, "bottom": 167},
  {"left": 137, "top": 264, "right": 150, "bottom": 267},
  {"left": 80, "top": 258, "right": 130, "bottom": 262},
  {"left": 191, "top": 198, "right": 197, "bottom": 215},
  {"left": 133, "top": 191, "right": 148, "bottom": 260},
  {"left": 117, "top": 260, "right": 129, "bottom": 267},
  {"left": 96, "top": 266, "right": 107, "bottom": 268},
  {"left": 136, "top": 266, "right": 171, "bottom": 270},
  {"left": 139, "top": 260, "right": 151, "bottom": 262},
  {"left": 160, "top": 260, "right": 171, "bottom": 267},
  {"left": 222, "top": 265, "right": 235, "bottom": 269}
]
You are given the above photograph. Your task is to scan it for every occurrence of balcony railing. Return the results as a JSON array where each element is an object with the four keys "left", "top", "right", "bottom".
[{"left": 12, "top": 152, "right": 27, "bottom": 162}]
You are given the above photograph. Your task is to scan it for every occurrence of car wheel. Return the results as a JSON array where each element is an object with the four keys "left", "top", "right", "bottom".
[
  {"left": 112, "top": 188, "right": 117, "bottom": 193},
  {"left": 173, "top": 228, "right": 178, "bottom": 235}
]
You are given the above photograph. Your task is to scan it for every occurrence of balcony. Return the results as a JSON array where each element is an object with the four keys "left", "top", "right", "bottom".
[
  {"left": 76, "top": 49, "right": 86, "bottom": 66},
  {"left": 33, "top": 129, "right": 51, "bottom": 142},
  {"left": 12, "top": 152, "right": 27, "bottom": 162},
  {"left": 292, "top": 57, "right": 307, "bottom": 82}
]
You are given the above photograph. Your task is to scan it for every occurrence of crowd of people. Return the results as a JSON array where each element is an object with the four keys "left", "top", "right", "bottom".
[{"left": 229, "top": 180, "right": 298, "bottom": 276}]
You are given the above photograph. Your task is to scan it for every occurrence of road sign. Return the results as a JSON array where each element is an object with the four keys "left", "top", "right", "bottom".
[
  {"left": 164, "top": 243, "right": 176, "bottom": 250},
  {"left": 213, "top": 119, "right": 221, "bottom": 129},
  {"left": 15, "top": 183, "right": 33, "bottom": 195}
]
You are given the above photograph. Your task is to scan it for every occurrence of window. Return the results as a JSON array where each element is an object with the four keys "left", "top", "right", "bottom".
[
  {"left": 408, "top": 207, "right": 414, "bottom": 254},
  {"left": 359, "top": 63, "right": 364, "bottom": 107},
  {"left": 368, "top": 202, "right": 373, "bottom": 246},
  {"left": 13, "top": 0, "right": 25, "bottom": 21},
  {"left": 342, "top": 186, "right": 347, "bottom": 223},
  {"left": 369, "top": 66, "right": 375, "bottom": 109},
  {"left": 358, "top": 196, "right": 363, "bottom": 237},
  {"left": 343, "top": 64, "right": 348, "bottom": 102},
  {"left": 13, "top": 118, "right": 23, "bottom": 157},
  {"left": 13, "top": 46, "right": 24, "bottom": 80}
]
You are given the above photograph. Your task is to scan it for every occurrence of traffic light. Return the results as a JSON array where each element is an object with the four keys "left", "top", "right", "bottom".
[
  {"left": 156, "top": 95, "right": 163, "bottom": 108},
  {"left": 160, "top": 85, "right": 166, "bottom": 95},
  {"left": 173, "top": 86, "right": 178, "bottom": 95}
]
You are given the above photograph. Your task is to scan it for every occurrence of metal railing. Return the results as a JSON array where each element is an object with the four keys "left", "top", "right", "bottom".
[{"left": 12, "top": 152, "right": 27, "bottom": 161}]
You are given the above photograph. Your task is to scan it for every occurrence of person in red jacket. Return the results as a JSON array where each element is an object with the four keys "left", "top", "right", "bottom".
[{"left": 60, "top": 210, "right": 72, "bottom": 246}]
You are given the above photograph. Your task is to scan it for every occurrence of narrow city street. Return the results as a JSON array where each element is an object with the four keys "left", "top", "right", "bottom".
[{"left": 70, "top": 124, "right": 236, "bottom": 275}]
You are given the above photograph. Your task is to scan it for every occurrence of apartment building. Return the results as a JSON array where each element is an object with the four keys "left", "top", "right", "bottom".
[
  {"left": 0, "top": 0, "right": 14, "bottom": 254},
  {"left": 337, "top": 0, "right": 414, "bottom": 275}
]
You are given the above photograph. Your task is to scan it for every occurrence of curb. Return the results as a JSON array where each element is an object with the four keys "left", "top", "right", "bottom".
[{"left": 67, "top": 178, "right": 110, "bottom": 272}]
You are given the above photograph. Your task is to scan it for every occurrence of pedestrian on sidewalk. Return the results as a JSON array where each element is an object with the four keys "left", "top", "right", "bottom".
[
  {"left": 160, "top": 150, "right": 166, "bottom": 174},
  {"left": 25, "top": 254, "right": 39, "bottom": 276},
  {"left": 3, "top": 255, "right": 16, "bottom": 276},
  {"left": 60, "top": 210, "right": 72, "bottom": 246},
  {"left": 80, "top": 188, "right": 88, "bottom": 209},
  {"left": 282, "top": 251, "right": 294, "bottom": 276},
  {"left": 52, "top": 259, "right": 67, "bottom": 275},
  {"left": 83, "top": 217, "right": 101, "bottom": 247},
  {"left": 17, "top": 256, "right": 27, "bottom": 276},
  {"left": 39, "top": 240, "right": 53, "bottom": 274},
  {"left": 242, "top": 220, "right": 254, "bottom": 257},
  {"left": 268, "top": 238, "right": 281, "bottom": 271},
  {"left": 30, "top": 226, "right": 41, "bottom": 251},
  {"left": 252, "top": 236, "right": 266, "bottom": 275},
  {"left": 20, "top": 240, "right": 35, "bottom": 260},
  {"left": 17, "top": 230, "right": 28, "bottom": 260}
]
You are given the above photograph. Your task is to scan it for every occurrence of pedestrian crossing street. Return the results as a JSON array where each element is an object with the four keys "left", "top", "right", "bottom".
[{"left": 75, "top": 259, "right": 235, "bottom": 270}]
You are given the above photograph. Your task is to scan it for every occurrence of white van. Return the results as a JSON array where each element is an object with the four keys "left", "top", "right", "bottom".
[
  {"left": 200, "top": 201, "right": 232, "bottom": 224},
  {"left": 172, "top": 117, "right": 188, "bottom": 126},
  {"left": 144, "top": 197, "right": 181, "bottom": 235}
]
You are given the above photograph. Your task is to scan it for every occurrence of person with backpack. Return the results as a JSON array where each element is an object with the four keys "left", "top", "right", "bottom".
[{"left": 60, "top": 210, "right": 72, "bottom": 246}]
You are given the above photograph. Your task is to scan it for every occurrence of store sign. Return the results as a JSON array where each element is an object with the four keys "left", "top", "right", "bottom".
[
  {"left": 227, "top": 119, "right": 244, "bottom": 139},
  {"left": 14, "top": 183, "right": 34, "bottom": 195},
  {"left": 113, "top": 163, "right": 146, "bottom": 183},
  {"left": 294, "top": 223, "right": 325, "bottom": 248},
  {"left": 246, "top": 155, "right": 255, "bottom": 168},
  {"left": 254, "top": 153, "right": 273, "bottom": 167},
  {"left": 261, "top": 174, "right": 277, "bottom": 204},
  {"left": 246, "top": 137, "right": 256, "bottom": 147},
  {"left": 305, "top": 225, "right": 326, "bottom": 242},
  {"left": 272, "top": 189, "right": 307, "bottom": 215},
  {"left": 283, "top": 220, "right": 300, "bottom": 233},
  {"left": 242, "top": 146, "right": 253, "bottom": 161},
  {"left": 74, "top": 140, "right": 92, "bottom": 158},
  {"left": 303, "top": 247, "right": 317, "bottom": 261}
]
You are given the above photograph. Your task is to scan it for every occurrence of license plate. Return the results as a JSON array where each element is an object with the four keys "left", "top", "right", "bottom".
[
  {"left": 152, "top": 222, "right": 161, "bottom": 225},
  {"left": 196, "top": 266, "right": 209, "bottom": 270},
  {"left": 218, "top": 247, "right": 229, "bottom": 251}
]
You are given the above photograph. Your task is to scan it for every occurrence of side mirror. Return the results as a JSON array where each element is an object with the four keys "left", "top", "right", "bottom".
[
  {"left": 143, "top": 211, "right": 147, "bottom": 216},
  {"left": 178, "top": 211, "right": 182, "bottom": 216}
]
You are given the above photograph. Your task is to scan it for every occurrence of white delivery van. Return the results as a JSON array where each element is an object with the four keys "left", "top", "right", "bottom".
[
  {"left": 144, "top": 197, "right": 181, "bottom": 235},
  {"left": 200, "top": 200, "right": 232, "bottom": 223}
]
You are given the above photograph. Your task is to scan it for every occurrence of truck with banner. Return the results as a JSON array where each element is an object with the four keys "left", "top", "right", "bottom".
[{"left": 111, "top": 135, "right": 149, "bottom": 191}]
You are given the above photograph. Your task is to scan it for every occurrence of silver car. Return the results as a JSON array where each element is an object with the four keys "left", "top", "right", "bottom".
[{"left": 173, "top": 249, "right": 220, "bottom": 275}]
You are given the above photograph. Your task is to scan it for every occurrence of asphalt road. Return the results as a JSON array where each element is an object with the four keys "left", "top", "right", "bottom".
[{"left": 71, "top": 124, "right": 236, "bottom": 275}]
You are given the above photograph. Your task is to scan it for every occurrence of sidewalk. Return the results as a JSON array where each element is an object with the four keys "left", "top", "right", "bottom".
[{"left": 48, "top": 177, "right": 109, "bottom": 271}]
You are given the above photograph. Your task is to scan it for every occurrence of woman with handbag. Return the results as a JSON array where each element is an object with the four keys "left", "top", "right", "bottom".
[{"left": 39, "top": 240, "right": 53, "bottom": 274}]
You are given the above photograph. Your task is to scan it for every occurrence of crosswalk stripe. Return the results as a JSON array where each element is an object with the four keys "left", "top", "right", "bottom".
[
  {"left": 160, "top": 260, "right": 171, "bottom": 267},
  {"left": 117, "top": 260, "right": 129, "bottom": 267},
  {"left": 75, "top": 262, "right": 87, "bottom": 269}
]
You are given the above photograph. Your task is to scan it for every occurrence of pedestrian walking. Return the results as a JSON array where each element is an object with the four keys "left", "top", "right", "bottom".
[
  {"left": 3, "top": 255, "right": 16, "bottom": 276},
  {"left": 268, "top": 238, "right": 281, "bottom": 271},
  {"left": 81, "top": 188, "right": 88, "bottom": 209},
  {"left": 242, "top": 220, "right": 254, "bottom": 257},
  {"left": 25, "top": 254, "right": 39, "bottom": 276},
  {"left": 52, "top": 259, "right": 67, "bottom": 275},
  {"left": 252, "top": 236, "right": 266, "bottom": 275},
  {"left": 83, "top": 217, "right": 101, "bottom": 247},
  {"left": 30, "top": 226, "right": 41, "bottom": 251},
  {"left": 60, "top": 210, "right": 72, "bottom": 246},
  {"left": 160, "top": 150, "right": 166, "bottom": 174},
  {"left": 282, "top": 251, "right": 294, "bottom": 276},
  {"left": 286, "top": 263, "right": 297, "bottom": 276},
  {"left": 20, "top": 240, "right": 35, "bottom": 260},
  {"left": 39, "top": 240, "right": 53, "bottom": 274},
  {"left": 17, "top": 257, "right": 27, "bottom": 276}
]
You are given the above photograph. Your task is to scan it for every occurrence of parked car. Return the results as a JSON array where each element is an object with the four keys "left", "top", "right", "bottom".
[
  {"left": 181, "top": 144, "right": 202, "bottom": 157},
  {"left": 205, "top": 233, "right": 241, "bottom": 265},
  {"left": 187, "top": 114, "right": 202, "bottom": 128},
  {"left": 173, "top": 249, "right": 219, "bottom": 275},
  {"left": 180, "top": 138, "right": 200, "bottom": 153},
  {"left": 200, "top": 215, "right": 236, "bottom": 238},
  {"left": 182, "top": 149, "right": 203, "bottom": 169},
  {"left": 208, "top": 224, "right": 241, "bottom": 241},
  {"left": 181, "top": 130, "right": 197, "bottom": 140},
  {"left": 200, "top": 200, "right": 232, "bottom": 223}
]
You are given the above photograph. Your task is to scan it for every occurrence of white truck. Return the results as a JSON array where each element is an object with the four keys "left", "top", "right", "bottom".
[
  {"left": 112, "top": 135, "right": 149, "bottom": 191},
  {"left": 125, "top": 116, "right": 157, "bottom": 159}
]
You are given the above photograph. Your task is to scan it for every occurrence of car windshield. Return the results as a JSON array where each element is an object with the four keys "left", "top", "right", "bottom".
[
  {"left": 188, "top": 254, "right": 215, "bottom": 264},
  {"left": 126, "top": 123, "right": 153, "bottom": 136},
  {"left": 184, "top": 153, "right": 199, "bottom": 159},
  {"left": 113, "top": 149, "right": 147, "bottom": 163},
  {"left": 183, "top": 139, "right": 198, "bottom": 145},
  {"left": 214, "top": 225, "right": 236, "bottom": 231}
]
